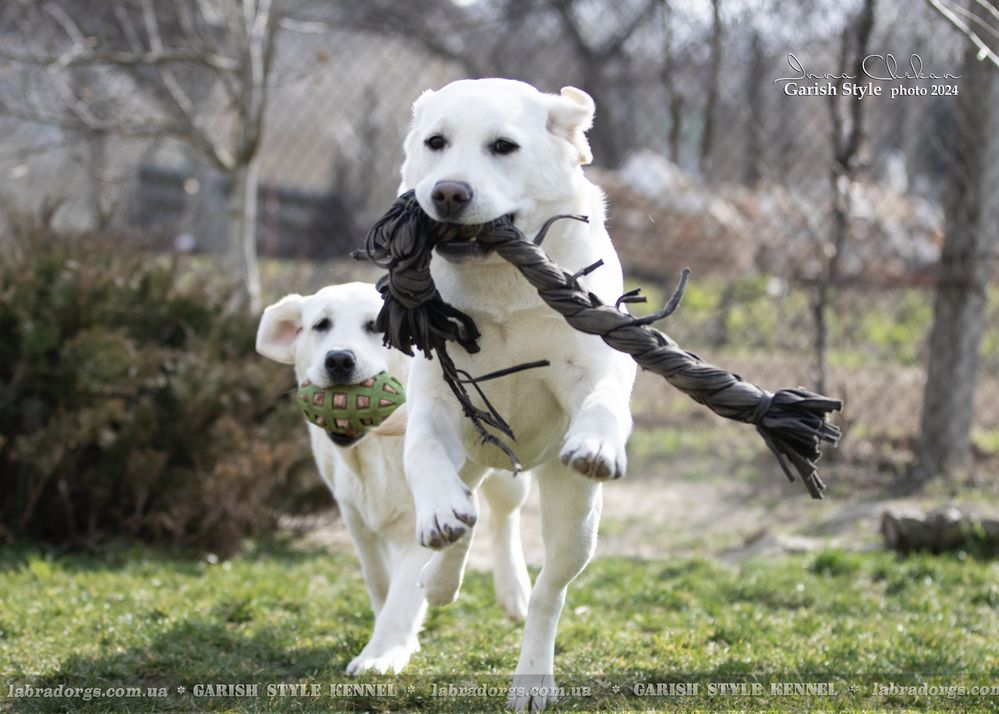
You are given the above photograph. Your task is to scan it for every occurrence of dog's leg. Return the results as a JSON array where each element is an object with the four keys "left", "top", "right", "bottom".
[
  {"left": 480, "top": 470, "right": 532, "bottom": 621},
  {"left": 552, "top": 348, "right": 636, "bottom": 481},
  {"left": 419, "top": 461, "right": 489, "bottom": 606},
  {"left": 509, "top": 460, "right": 601, "bottom": 712},
  {"left": 419, "top": 528, "right": 474, "bottom": 607},
  {"left": 340, "top": 505, "right": 390, "bottom": 614},
  {"left": 346, "top": 544, "right": 428, "bottom": 675},
  {"left": 405, "top": 364, "right": 481, "bottom": 549}
]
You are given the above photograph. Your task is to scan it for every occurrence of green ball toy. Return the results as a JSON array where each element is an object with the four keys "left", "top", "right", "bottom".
[{"left": 296, "top": 372, "right": 405, "bottom": 438}]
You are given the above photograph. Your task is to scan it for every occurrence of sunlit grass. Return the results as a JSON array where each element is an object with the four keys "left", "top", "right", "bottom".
[{"left": 2, "top": 544, "right": 997, "bottom": 712}]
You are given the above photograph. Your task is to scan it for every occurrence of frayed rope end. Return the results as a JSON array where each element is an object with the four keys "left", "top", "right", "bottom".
[{"left": 753, "top": 388, "right": 843, "bottom": 499}]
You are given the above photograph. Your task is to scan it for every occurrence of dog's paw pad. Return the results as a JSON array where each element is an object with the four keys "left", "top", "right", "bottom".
[
  {"left": 560, "top": 433, "right": 625, "bottom": 481},
  {"left": 416, "top": 493, "right": 477, "bottom": 549}
]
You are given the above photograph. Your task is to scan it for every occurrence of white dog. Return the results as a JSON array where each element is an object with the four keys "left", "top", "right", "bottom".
[
  {"left": 398, "top": 79, "right": 637, "bottom": 709},
  {"left": 256, "top": 282, "right": 532, "bottom": 675}
]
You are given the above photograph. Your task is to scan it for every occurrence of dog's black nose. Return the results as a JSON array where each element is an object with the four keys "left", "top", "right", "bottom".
[
  {"left": 324, "top": 350, "right": 356, "bottom": 381},
  {"left": 431, "top": 180, "right": 473, "bottom": 217}
]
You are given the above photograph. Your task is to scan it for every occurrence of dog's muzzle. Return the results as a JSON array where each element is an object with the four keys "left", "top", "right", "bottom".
[{"left": 328, "top": 431, "right": 363, "bottom": 447}]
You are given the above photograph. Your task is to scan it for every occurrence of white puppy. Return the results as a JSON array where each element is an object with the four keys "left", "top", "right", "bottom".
[
  {"left": 399, "top": 79, "right": 637, "bottom": 710},
  {"left": 256, "top": 282, "right": 532, "bottom": 675}
]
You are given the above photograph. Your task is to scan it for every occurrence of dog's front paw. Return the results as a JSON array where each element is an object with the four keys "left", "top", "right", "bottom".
[
  {"left": 346, "top": 642, "right": 417, "bottom": 675},
  {"left": 508, "top": 673, "right": 558, "bottom": 711},
  {"left": 415, "top": 488, "right": 477, "bottom": 549},
  {"left": 560, "top": 432, "right": 626, "bottom": 480}
]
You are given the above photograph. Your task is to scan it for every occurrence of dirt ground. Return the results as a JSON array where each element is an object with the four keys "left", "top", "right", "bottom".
[
  {"left": 289, "top": 368, "right": 997, "bottom": 569},
  {"left": 291, "top": 459, "right": 983, "bottom": 571}
]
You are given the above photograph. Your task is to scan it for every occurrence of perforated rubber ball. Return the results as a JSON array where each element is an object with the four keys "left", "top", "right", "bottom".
[{"left": 296, "top": 372, "right": 405, "bottom": 437}]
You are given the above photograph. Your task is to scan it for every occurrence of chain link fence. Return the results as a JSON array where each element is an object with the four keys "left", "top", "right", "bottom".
[{"left": 1, "top": 0, "right": 997, "bottom": 486}]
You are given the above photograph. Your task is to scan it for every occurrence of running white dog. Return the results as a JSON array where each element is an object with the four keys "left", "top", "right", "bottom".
[
  {"left": 256, "top": 283, "right": 532, "bottom": 675},
  {"left": 399, "top": 79, "right": 637, "bottom": 710}
]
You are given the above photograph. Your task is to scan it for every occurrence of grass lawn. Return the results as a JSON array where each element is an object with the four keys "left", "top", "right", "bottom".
[{"left": 2, "top": 544, "right": 998, "bottom": 712}]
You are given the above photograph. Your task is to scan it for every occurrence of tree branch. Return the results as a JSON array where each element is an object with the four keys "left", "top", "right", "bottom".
[
  {"left": 0, "top": 102, "right": 181, "bottom": 139},
  {"left": 42, "top": 1, "right": 88, "bottom": 47},
  {"left": 1, "top": 2, "right": 240, "bottom": 73},
  {"left": 551, "top": 0, "right": 593, "bottom": 60},
  {"left": 277, "top": 16, "right": 329, "bottom": 34},
  {"left": 841, "top": 0, "right": 875, "bottom": 165},
  {"left": 925, "top": 0, "right": 999, "bottom": 69},
  {"left": 235, "top": 0, "right": 274, "bottom": 162},
  {"left": 139, "top": 0, "right": 234, "bottom": 171},
  {"left": 946, "top": 0, "right": 999, "bottom": 42},
  {"left": 600, "top": 0, "right": 660, "bottom": 59},
  {"left": 973, "top": 0, "right": 999, "bottom": 26},
  {"left": 0, "top": 43, "right": 241, "bottom": 72}
]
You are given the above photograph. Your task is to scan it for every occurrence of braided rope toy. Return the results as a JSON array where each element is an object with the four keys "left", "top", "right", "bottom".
[
  {"left": 296, "top": 372, "right": 405, "bottom": 438},
  {"left": 358, "top": 190, "right": 842, "bottom": 498}
]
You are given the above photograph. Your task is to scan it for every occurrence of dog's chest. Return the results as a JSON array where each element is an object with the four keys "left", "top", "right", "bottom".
[
  {"left": 312, "top": 429, "right": 411, "bottom": 534},
  {"left": 450, "top": 311, "right": 577, "bottom": 470}
]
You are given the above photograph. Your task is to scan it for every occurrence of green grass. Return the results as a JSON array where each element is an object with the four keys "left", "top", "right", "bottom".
[
  {"left": 973, "top": 429, "right": 999, "bottom": 457},
  {"left": 625, "top": 276, "right": 999, "bottom": 370},
  {"left": 2, "top": 544, "right": 998, "bottom": 712},
  {"left": 626, "top": 426, "right": 767, "bottom": 482}
]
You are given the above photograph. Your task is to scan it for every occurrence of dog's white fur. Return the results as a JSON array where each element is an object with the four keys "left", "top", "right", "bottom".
[
  {"left": 399, "top": 79, "right": 637, "bottom": 710},
  {"left": 257, "top": 282, "right": 532, "bottom": 675}
]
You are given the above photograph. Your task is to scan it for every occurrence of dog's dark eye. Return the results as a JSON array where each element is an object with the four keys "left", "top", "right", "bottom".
[
  {"left": 313, "top": 318, "right": 331, "bottom": 332},
  {"left": 425, "top": 134, "right": 447, "bottom": 151},
  {"left": 489, "top": 138, "right": 519, "bottom": 156},
  {"left": 365, "top": 320, "right": 379, "bottom": 334}
]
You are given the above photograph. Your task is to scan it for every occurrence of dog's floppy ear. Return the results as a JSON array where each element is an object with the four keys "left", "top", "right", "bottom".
[
  {"left": 371, "top": 404, "right": 407, "bottom": 438},
  {"left": 546, "top": 86, "right": 595, "bottom": 165},
  {"left": 256, "top": 294, "right": 303, "bottom": 365},
  {"left": 411, "top": 88, "right": 436, "bottom": 119},
  {"left": 399, "top": 88, "right": 438, "bottom": 193}
]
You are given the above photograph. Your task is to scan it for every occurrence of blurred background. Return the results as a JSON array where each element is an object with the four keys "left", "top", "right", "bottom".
[{"left": 1, "top": 0, "right": 997, "bottom": 559}]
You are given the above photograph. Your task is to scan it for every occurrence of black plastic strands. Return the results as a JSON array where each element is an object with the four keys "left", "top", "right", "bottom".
[{"left": 358, "top": 190, "right": 843, "bottom": 498}]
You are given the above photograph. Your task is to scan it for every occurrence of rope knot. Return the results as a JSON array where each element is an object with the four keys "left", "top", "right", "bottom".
[{"left": 750, "top": 392, "right": 774, "bottom": 426}]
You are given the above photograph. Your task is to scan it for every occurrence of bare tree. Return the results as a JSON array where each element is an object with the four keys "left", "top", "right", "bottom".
[
  {"left": 743, "top": 30, "right": 765, "bottom": 187},
  {"left": 811, "top": 0, "right": 876, "bottom": 396},
  {"left": 661, "top": 0, "right": 684, "bottom": 163},
  {"left": 924, "top": 0, "right": 999, "bottom": 69},
  {"left": 699, "top": 0, "right": 722, "bottom": 175},
  {"left": 915, "top": 0, "right": 998, "bottom": 480},
  {"left": 550, "top": 0, "right": 659, "bottom": 167},
  {"left": 0, "top": 0, "right": 288, "bottom": 313},
  {"left": 329, "top": 0, "right": 488, "bottom": 78}
]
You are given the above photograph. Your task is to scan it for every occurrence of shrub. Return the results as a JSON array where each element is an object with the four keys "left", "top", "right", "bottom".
[{"left": 0, "top": 226, "right": 315, "bottom": 553}]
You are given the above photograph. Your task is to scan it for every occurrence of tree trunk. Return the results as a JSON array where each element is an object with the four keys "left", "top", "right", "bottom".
[
  {"left": 699, "top": 0, "right": 722, "bottom": 177},
  {"left": 86, "top": 132, "right": 112, "bottom": 229},
  {"left": 668, "top": 93, "right": 684, "bottom": 164},
  {"left": 662, "top": 0, "right": 683, "bottom": 164},
  {"left": 583, "top": 68, "right": 622, "bottom": 167},
  {"left": 227, "top": 158, "right": 262, "bottom": 314},
  {"left": 813, "top": 0, "right": 875, "bottom": 396},
  {"left": 743, "top": 31, "right": 764, "bottom": 187},
  {"left": 915, "top": 27, "right": 995, "bottom": 480},
  {"left": 225, "top": 0, "right": 272, "bottom": 315},
  {"left": 710, "top": 282, "right": 735, "bottom": 348},
  {"left": 811, "top": 279, "right": 831, "bottom": 396}
]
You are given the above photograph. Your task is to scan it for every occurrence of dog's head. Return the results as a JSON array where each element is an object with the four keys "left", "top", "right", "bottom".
[
  {"left": 399, "top": 78, "right": 594, "bottom": 259},
  {"left": 256, "top": 283, "right": 408, "bottom": 442}
]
